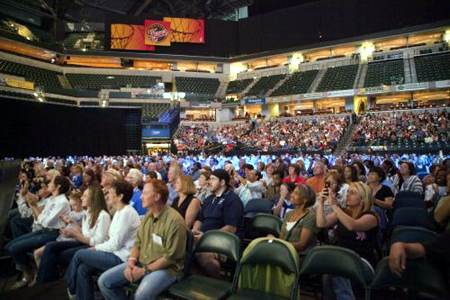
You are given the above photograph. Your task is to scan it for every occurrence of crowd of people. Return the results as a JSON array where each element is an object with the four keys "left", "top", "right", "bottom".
[
  {"left": 352, "top": 109, "right": 450, "bottom": 145},
  {"left": 2, "top": 151, "right": 450, "bottom": 299},
  {"left": 174, "top": 114, "right": 349, "bottom": 152}
]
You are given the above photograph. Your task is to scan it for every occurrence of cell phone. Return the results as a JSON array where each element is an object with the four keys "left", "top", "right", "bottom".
[{"left": 325, "top": 182, "right": 330, "bottom": 189}]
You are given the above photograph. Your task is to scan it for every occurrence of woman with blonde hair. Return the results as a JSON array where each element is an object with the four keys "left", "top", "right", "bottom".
[
  {"left": 316, "top": 181, "right": 379, "bottom": 300},
  {"left": 173, "top": 175, "right": 202, "bottom": 228}
]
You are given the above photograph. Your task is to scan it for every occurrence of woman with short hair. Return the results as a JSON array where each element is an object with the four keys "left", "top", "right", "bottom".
[{"left": 173, "top": 175, "right": 202, "bottom": 228}]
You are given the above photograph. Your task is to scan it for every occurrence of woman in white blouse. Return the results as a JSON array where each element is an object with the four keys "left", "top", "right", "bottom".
[
  {"left": 6, "top": 175, "right": 71, "bottom": 289},
  {"left": 36, "top": 185, "right": 111, "bottom": 285},
  {"left": 65, "top": 180, "right": 141, "bottom": 300}
]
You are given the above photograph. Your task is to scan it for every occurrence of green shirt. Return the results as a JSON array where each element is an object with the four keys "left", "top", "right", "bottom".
[
  {"left": 280, "top": 210, "right": 319, "bottom": 250},
  {"left": 134, "top": 206, "right": 187, "bottom": 276}
]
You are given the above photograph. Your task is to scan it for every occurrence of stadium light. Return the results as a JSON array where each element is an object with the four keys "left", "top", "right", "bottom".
[{"left": 38, "top": 97, "right": 43, "bottom": 102}]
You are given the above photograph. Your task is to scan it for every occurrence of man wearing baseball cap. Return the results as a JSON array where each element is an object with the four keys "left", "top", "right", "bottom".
[{"left": 192, "top": 169, "right": 244, "bottom": 278}]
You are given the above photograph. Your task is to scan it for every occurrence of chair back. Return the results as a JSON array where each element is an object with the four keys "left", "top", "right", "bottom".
[
  {"left": 195, "top": 230, "right": 241, "bottom": 263},
  {"left": 251, "top": 213, "right": 282, "bottom": 238},
  {"left": 371, "top": 257, "right": 450, "bottom": 298},
  {"left": 389, "top": 226, "right": 437, "bottom": 245},
  {"left": 244, "top": 199, "right": 273, "bottom": 216},
  {"left": 395, "top": 191, "right": 423, "bottom": 201},
  {"left": 241, "top": 238, "right": 298, "bottom": 274},
  {"left": 391, "top": 207, "right": 434, "bottom": 230},
  {"left": 393, "top": 197, "right": 426, "bottom": 211},
  {"left": 300, "top": 245, "right": 373, "bottom": 287}
]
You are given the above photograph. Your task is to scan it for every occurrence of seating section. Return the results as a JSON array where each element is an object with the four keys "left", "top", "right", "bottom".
[
  {"left": 63, "top": 33, "right": 89, "bottom": 49},
  {"left": 316, "top": 65, "right": 359, "bottom": 92},
  {"left": 245, "top": 74, "right": 286, "bottom": 97},
  {"left": 66, "top": 74, "right": 160, "bottom": 90},
  {"left": 175, "top": 77, "right": 220, "bottom": 97},
  {"left": 226, "top": 78, "right": 253, "bottom": 94},
  {"left": 141, "top": 103, "right": 171, "bottom": 123},
  {"left": 0, "top": 60, "right": 62, "bottom": 89},
  {"left": 415, "top": 52, "right": 450, "bottom": 82},
  {"left": 271, "top": 70, "right": 319, "bottom": 96},
  {"left": 364, "top": 59, "right": 405, "bottom": 87},
  {"left": 349, "top": 110, "right": 450, "bottom": 152}
]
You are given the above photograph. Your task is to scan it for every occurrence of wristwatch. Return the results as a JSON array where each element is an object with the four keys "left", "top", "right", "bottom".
[{"left": 144, "top": 265, "right": 152, "bottom": 275}]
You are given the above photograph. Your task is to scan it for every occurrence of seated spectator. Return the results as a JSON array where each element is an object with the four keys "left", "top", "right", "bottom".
[
  {"left": 283, "top": 164, "right": 307, "bottom": 185},
  {"left": 195, "top": 171, "right": 212, "bottom": 203},
  {"left": 172, "top": 175, "right": 202, "bottom": 228},
  {"left": 265, "top": 169, "right": 284, "bottom": 204},
  {"left": 389, "top": 231, "right": 450, "bottom": 277},
  {"left": 192, "top": 169, "right": 244, "bottom": 278},
  {"left": 6, "top": 176, "right": 71, "bottom": 289},
  {"left": 81, "top": 169, "right": 98, "bottom": 190},
  {"left": 262, "top": 163, "right": 275, "bottom": 187},
  {"left": 279, "top": 184, "right": 320, "bottom": 253},
  {"left": 313, "top": 172, "right": 349, "bottom": 216},
  {"left": 306, "top": 162, "right": 326, "bottom": 193},
  {"left": 343, "top": 165, "right": 358, "bottom": 184},
  {"left": 10, "top": 179, "right": 51, "bottom": 239},
  {"left": 167, "top": 165, "right": 181, "bottom": 205},
  {"left": 317, "top": 182, "right": 379, "bottom": 300},
  {"left": 65, "top": 181, "right": 140, "bottom": 300},
  {"left": 391, "top": 161, "right": 424, "bottom": 195},
  {"left": 190, "top": 162, "right": 203, "bottom": 181},
  {"left": 147, "top": 162, "right": 162, "bottom": 180},
  {"left": 71, "top": 165, "right": 83, "bottom": 188},
  {"left": 367, "top": 167, "right": 394, "bottom": 211},
  {"left": 36, "top": 186, "right": 110, "bottom": 285},
  {"left": 273, "top": 182, "right": 296, "bottom": 218},
  {"left": 98, "top": 179, "right": 187, "bottom": 300},
  {"left": 353, "top": 161, "right": 367, "bottom": 183},
  {"left": 235, "top": 169, "right": 266, "bottom": 205},
  {"left": 125, "top": 168, "right": 146, "bottom": 216}
]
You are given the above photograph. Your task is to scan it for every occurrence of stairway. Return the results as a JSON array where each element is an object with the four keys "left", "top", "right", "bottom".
[
  {"left": 238, "top": 78, "right": 258, "bottom": 99},
  {"left": 334, "top": 117, "right": 358, "bottom": 154},
  {"left": 403, "top": 56, "right": 412, "bottom": 84},
  {"left": 308, "top": 68, "right": 327, "bottom": 93},
  {"left": 58, "top": 75, "right": 72, "bottom": 89},
  {"left": 408, "top": 57, "right": 418, "bottom": 83},
  {"left": 356, "top": 63, "right": 367, "bottom": 88},
  {"left": 266, "top": 73, "right": 289, "bottom": 97},
  {"left": 215, "top": 80, "right": 228, "bottom": 99}
]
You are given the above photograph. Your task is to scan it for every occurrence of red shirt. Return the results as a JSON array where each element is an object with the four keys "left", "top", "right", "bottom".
[{"left": 283, "top": 176, "right": 306, "bottom": 185}]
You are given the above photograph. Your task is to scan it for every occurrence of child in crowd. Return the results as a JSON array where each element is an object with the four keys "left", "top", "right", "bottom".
[{"left": 33, "top": 191, "right": 84, "bottom": 268}]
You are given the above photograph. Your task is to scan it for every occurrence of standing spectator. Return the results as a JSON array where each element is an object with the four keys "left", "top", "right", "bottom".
[{"left": 343, "top": 165, "right": 358, "bottom": 184}]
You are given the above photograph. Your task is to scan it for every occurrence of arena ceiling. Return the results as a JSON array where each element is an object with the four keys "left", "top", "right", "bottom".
[{"left": 3, "top": 0, "right": 255, "bottom": 22}]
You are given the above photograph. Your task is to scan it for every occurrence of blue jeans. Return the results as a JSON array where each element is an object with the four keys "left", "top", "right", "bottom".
[
  {"left": 64, "top": 249, "right": 123, "bottom": 300},
  {"left": 98, "top": 262, "right": 177, "bottom": 300},
  {"left": 36, "top": 240, "right": 87, "bottom": 285},
  {"left": 9, "top": 214, "right": 33, "bottom": 239},
  {"left": 5, "top": 229, "right": 59, "bottom": 271},
  {"left": 322, "top": 258, "right": 374, "bottom": 300}
]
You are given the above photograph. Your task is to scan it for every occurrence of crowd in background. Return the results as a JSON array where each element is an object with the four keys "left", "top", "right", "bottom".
[
  {"left": 2, "top": 150, "right": 450, "bottom": 298},
  {"left": 352, "top": 110, "right": 450, "bottom": 144}
]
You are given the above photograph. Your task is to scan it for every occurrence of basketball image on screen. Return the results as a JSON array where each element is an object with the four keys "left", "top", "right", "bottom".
[
  {"left": 111, "top": 24, "right": 155, "bottom": 51},
  {"left": 163, "top": 17, "right": 205, "bottom": 43}
]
